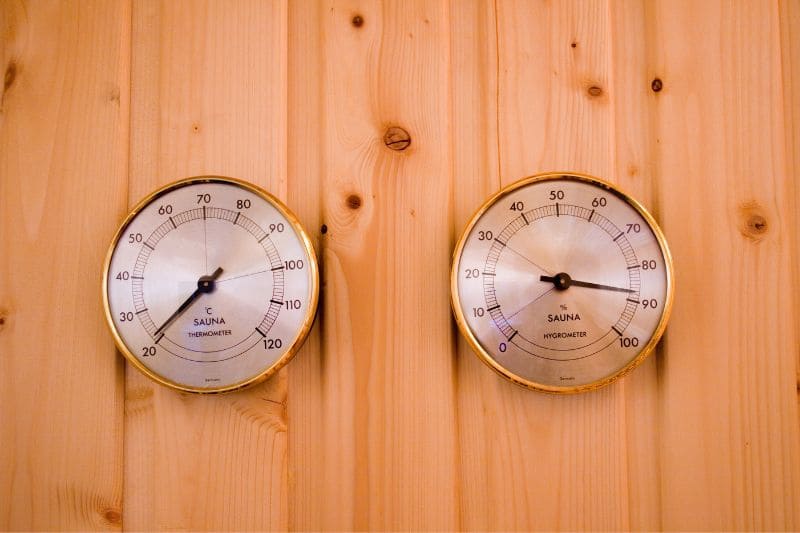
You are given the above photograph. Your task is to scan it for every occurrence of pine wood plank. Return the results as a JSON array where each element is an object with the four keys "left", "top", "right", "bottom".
[
  {"left": 287, "top": 1, "right": 459, "bottom": 530},
  {"left": 0, "top": 1, "right": 128, "bottom": 529},
  {"left": 607, "top": 2, "right": 663, "bottom": 529},
  {"left": 779, "top": 0, "right": 800, "bottom": 435},
  {"left": 452, "top": 1, "right": 661, "bottom": 529},
  {"left": 448, "top": 3, "right": 502, "bottom": 529},
  {"left": 285, "top": 0, "right": 327, "bottom": 530},
  {"left": 653, "top": 1, "right": 800, "bottom": 529},
  {"left": 124, "top": 1, "right": 289, "bottom": 529}
]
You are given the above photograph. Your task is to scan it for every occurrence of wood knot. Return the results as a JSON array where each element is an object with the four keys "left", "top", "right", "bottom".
[
  {"left": 651, "top": 78, "right": 663, "bottom": 92},
  {"left": 0, "top": 308, "right": 6, "bottom": 331},
  {"left": 345, "top": 194, "right": 362, "bottom": 210},
  {"left": 191, "top": 123, "right": 201, "bottom": 133},
  {"left": 4, "top": 61, "right": 17, "bottom": 91},
  {"left": 351, "top": 14, "right": 364, "bottom": 27},
  {"left": 570, "top": 41, "right": 577, "bottom": 48},
  {"left": 746, "top": 214, "right": 768, "bottom": 234},
  {"left": 587, "top": 85, "right": 603, "bottom": 98},
  {"left": 101, "top": 507, "right": 122, "bottom": 525},
  {"left": 320, "top": 224, "right": 328, "bottom": 234},
  {"left": 108, "top": 86, "right": 120, "bottom": 104},
  {"left": 738, "top": 202, "right": 769, "bottom": 241},
  {"left": 383, "top": 126, "right": 411, "bottom": 151}
]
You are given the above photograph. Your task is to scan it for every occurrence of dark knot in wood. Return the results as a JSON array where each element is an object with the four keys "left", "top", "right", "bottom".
[
  {"left": 346, "top": 194, "right": 362, "bottom": 209},
  {"left": 383, "top": 126, "right": 411, "bottom": 151},
  {"left": 651, "top": 78, "right": 663, "bottom": 92},
  {"left": 102, "top": 508, "right": 122, "bottom": 525},
  {"left": 587, "top": 86, "right": 603, "bottom": 97},
  {"left": 746, "top": 214, "right": 768, "bottom": 235},
  {"left": 4, "top": 61, "right": 17, "bottom": 91},
  {"left": 739, "top": 202, "right": 769, "bottom": 241}
]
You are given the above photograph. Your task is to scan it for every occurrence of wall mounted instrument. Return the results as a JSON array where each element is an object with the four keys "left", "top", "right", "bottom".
[
  {"left": 103, "top": 176, "right": 319, "bottom": 393},
  {"left": 451, "top": 172, "right": 673, "bottom": 393}
]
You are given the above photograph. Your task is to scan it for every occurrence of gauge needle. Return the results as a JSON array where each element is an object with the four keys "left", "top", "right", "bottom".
[
  {"left": 540, "top": 272, "right": 634, "bottom": 294},
  {"left": 154, "top": 267, "right": 224, "bottom": 337}
]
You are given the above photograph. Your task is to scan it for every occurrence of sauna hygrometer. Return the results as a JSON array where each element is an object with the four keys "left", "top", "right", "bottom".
[
  {"left": 103, "top": 176, "right": 319, "bottom": 393},
  {"left": 451, "top": 172, "right": 674, "bottom": 393}
]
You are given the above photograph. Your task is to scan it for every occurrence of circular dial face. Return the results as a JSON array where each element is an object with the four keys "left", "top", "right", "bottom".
[
  {"left": 103, "top": 177, "right": 318, "bottom": 393},
  {"left": 452, "top": 173, "right": 674, "bottom": 393}
]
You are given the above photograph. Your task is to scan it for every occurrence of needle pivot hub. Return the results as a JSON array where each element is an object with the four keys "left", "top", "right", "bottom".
[
  {"left": 197, "top": 271, "right": 220, "bottom": 293},
  {"left": 552, "top": 272, "right": 571, "bottom": 290}
]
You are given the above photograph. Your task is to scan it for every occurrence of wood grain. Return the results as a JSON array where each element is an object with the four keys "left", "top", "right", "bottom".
[
  {"left": 453, "top": 1, "right": 651, "bottom": 529},
  {"left": 125, "top": 1, "right": 289, "bottom": 529},
  {"left": 285, "top": 0, "right": 327, "bottom": 530},
  {"left": 654, "top": 1, "right": 800, "bottom": 529},
  {"left": 608, "top": 2, "right": 662, "bottom": 529},
  {"left": 780, "top": 0, "right": 800, "bottom": 436},
  {"left": 1, "top": 0, "right": 798, "bottom": 530},
  {"left": 287, "top": 1, "right": 458, "bottom": 530},
  {"left": 0, "top": 1, "right": 128, "bottom": 529}
]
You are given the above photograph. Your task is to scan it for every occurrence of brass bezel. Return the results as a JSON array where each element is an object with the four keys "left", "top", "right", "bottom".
[
  {"left": 450, "top": 171, "right": 675, "bottom": 394},
  {"left": 102, "top": 176, "right": 319, "bottom": 394}
]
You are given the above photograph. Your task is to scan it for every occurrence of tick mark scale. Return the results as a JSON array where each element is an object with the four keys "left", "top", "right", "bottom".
[
  {"left": 103, "top": 176, "right": 319, "bottom": 393},
  {"left": 451, "top": 172, "right": 674, "bottom": 393}
]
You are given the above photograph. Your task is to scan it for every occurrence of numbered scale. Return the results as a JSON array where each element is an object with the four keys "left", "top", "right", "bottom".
[
  {"left": 451, "top": 172, "right": 674, "bottom": 393},
  {"left": 103, "top": 176, "right": 319, "bottom": 393}
]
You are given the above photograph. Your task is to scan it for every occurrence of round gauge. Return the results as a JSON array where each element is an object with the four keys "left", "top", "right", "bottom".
[
  {"left": 103, "top": 176, "right": 319, "bottom": 393},
  {"left": 451, "top": 172, "right": 674, "bottom": 393}
]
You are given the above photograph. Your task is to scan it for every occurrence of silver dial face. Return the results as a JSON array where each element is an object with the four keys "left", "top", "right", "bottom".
[
  {"left": 452, "top": 174, "right": 673, "bottom": 392},
  {"left": 104, "top": 177, "right": 318, "bottom": 393}
]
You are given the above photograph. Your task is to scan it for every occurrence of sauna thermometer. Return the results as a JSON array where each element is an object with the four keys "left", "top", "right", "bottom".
[
  {"left": 103, "top": 176, "right": 319, "bottom": 393},
  {"left": 451, "top": 172, "right": 674, "bottom": 393}
]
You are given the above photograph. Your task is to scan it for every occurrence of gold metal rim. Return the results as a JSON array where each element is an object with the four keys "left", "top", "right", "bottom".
[
  {"left": 101, "top": 176, "right": 320, "bottom": 394},
  {"left": 450, "top": 171, "right": 675, "bottom": 394}
]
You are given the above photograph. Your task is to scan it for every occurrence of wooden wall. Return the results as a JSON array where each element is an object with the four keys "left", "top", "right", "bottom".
[{"left": 1, "top": 0, "right": 799, "bottom": 530}]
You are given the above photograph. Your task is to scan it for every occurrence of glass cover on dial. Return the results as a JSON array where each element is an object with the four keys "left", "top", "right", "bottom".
[
  {"left": 452, "top": 173, "right": 673, "bottom": 392},
  {"left": 103, "top": 177, "right": 318, "bottom": 393}
]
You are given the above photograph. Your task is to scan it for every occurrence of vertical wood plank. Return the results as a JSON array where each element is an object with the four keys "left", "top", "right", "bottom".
[
  {"left": 286, "top": 0, "right": 326, "bottom": 529},
  {"left": 448, "top": 3, "right": 500, "bottom": 529},
  {"left": 288, "top": 1, "right": 459, "bottom": 530},
  {"left": 452, "top": 0, "right": 662, "bottom": 529},
  {"left": 607, "top": 2, "right": 663, "bottom": 529},
  {"left": 654, "top": 1, "right": 800, "bottom": 529},
  {"left": 125, "top": 1, "right": 289, "bottom": 529},
  {"left": 779, "top": 0, "right": 800, "bottom": 435},
  {"left": 0, "top": 1, "right": 128, "bottom": 529}
]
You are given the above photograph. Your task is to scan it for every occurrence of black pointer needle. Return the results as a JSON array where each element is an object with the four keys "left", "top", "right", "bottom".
[
  {"left": 540, "top": 272, "right": 634, "bottom": 294},
  {"left": 154, "top": 267, "right": 224, "bottom": 336}
]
